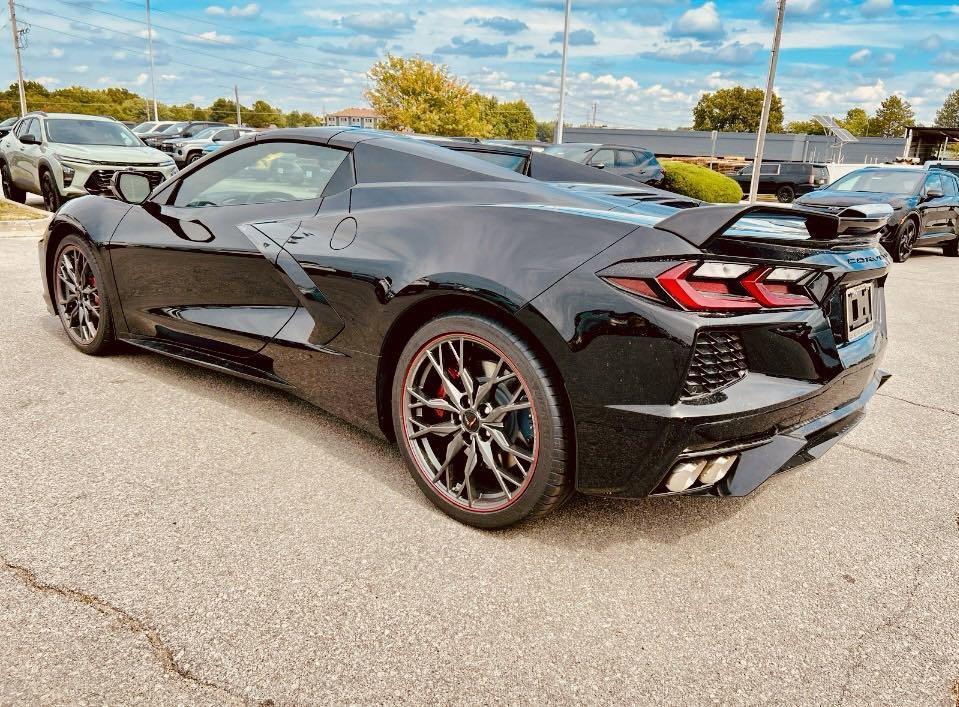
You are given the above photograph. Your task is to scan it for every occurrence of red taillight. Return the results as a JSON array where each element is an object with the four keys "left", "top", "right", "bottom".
[{"left": 604, "top": 261, "right": 815, "bottom": 312}]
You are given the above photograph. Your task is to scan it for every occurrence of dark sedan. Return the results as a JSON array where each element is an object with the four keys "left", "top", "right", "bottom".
[
  {"left": 542, "top": 142, "right": 665, "bottom": 186},
  {"left": 39, "top": 128, "right": 892, "bottom": 528},
  {"left": 796, "top": 167, "right": 959, "bottom": 261}
]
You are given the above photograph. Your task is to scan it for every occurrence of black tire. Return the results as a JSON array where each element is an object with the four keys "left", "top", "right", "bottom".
[
  {"left": 892, "top": 217, "right": 918, "bottom": 263},
  {"left": 40, "top": 169, "right": 63, "bottom": 212},
  {"left": 392, "top": 313, "right": 573, "bottom": 528},
  {"left": 187, "top": 152, "right": 203, "bottom": 164},
  {"left": 52, "top": 235, "right": 116, "bottom": 355},
  {"left": 776, "top": 185, "right": 795, "bottom": 203},
  {"left": 943, "top": 233, "right": 959, "bottom": 257},
  {"left": 1, "top": 162, "right": 26, "bottom": 203}
]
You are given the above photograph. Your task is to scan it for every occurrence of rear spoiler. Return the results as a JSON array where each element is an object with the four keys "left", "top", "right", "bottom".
[{"left": 655, "top": 203, "right": 894, "bottom": 247}]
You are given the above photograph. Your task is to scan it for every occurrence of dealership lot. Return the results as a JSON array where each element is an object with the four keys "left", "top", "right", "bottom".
[{"left": 1, "top": 233, "right": 957, "bottom": 702}]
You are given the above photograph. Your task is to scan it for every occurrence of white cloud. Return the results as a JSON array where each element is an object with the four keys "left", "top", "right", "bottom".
[
  {"left": 205, "top": 3, "right": 260, "bottom": 17},
  {"left": 595, "top": 74, "right": 639, "bottom": 91},
  {"left": 812, "top": 79, "right": 888, "bottom": 109},
  {"left": 919, "top": 34, "right": 943, "bottom": 51},
  {"left": 934, "top": 72, "right": 959, "bottom": 87},
  {"left": 849, "top": 48, "right": 871, "bottom": 65},
  {"left": 760, "top": 0, "right": 822, "bottom": 18},
  {"left": 112, "top": 51, "right": 127, "bottom": 60},
  {"left": 670, "top": 2, "right": 724, "bottom": 40},
  {"left": 136, "top": 28, "right": 158, "bottom": 39},
  {"left": 133, "top": 73, "right": 149, "bottom": 86},
  {"left": 34, "top": 76, "right": 60, "bottom": 86},
  {"left": 184, "top": 30, "right": 236, "bottom": 45},
  {"left": 159, "top": 74, "right": 180, "bottom": 81},
  {"left": 50, "top": 48, "right": 64, "bottom": 58},
  {"left": 74, "top": 65, "right": 88, "bottom": 73},
  {"left": 860, "top": 0, "right": 893, "bottom": 17}
]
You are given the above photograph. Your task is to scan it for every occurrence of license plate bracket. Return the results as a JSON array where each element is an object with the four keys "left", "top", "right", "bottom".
[{"left": 844, "top": 282, "right": 875, "bottom": 341}]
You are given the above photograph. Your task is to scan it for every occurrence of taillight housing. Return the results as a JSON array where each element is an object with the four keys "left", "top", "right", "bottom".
[{"left": 604, "top": 260, "right": 816, "bottom": 312}]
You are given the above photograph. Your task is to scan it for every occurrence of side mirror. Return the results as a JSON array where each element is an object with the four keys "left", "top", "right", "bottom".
[
  {"left": 593, "top": 162, "right": 606, "bottom": 169},
  {"left": 925, "top": 187, "right": 944, "bottom": 200},
  {"left": 19, "top": 134, "right": 40, "bottom": 145},
  {"left": 111, "top": 171, "right": 153, "bottom": 204}
]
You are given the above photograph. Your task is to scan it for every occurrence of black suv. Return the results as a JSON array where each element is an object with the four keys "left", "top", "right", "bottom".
[
  {"left": 730, "top": 162, "right": 829, "bottom": 203},
  {"left": 541, "top": 143, "right": 665, "bottom": 186},
  {"left": 139, "top": 121, "right": 229, "bottom": 148}
]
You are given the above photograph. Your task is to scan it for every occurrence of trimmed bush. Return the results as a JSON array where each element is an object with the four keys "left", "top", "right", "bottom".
[{"left": 661, "top": 160, "right": 743, "bottom": 204}]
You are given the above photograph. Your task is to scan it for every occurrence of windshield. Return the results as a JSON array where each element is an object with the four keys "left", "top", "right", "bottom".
[
  {"left": 542, "top": 144, "right": 599, "bottom": 162},
  {"left": 458, "top": 150, "right": 526, "bottom": 173},
  {"left": 132, "top": 121, "right": 156, "bottom": 133},
  {"left": 161, "top": 122, "right": 187, "bottom": 134},
  {"left": 45, "top": 119, "right": 142, "bottom": 146},
  {"left": 931, "top": 164, "right": 959, "bottom": 177},
  {"left": 829, "top": 170, "right": 923, "bottom": 194},
  {"left": 188, "top": 126, "right": 221, "bottom": 140}
]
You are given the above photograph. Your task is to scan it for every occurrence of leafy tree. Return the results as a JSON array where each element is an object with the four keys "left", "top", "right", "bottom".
[
  {"left": 243, "top": 99, "right": 285, "bottom": 127},
  {"left": 536, "top": 121, "right": 554, "bottom": 143},
  {"left": 692, "top": 86, "right": 784, "bottom": 133},
  {"left": 840, "top": 107, "right": 870, "bottom": 136},
  {"left": 207, "top": 97, "right": 239, "bottom": 122},
  {"left": 935, "top": 89, "right": 959, "bottom": 128},
  {"left": 366, "top": 54, "right": 494, "bottom": 137},
  {"left": 785, "top": 119, "right": 825, "bottom": 135},
  {"left": 867, "top": 95, "right": 915, "bottom": 138},
  {"left": 495, "top": 99, "right": 536, "bottom": 139}
]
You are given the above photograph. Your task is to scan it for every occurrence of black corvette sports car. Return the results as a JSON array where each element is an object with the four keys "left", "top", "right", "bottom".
[{"left": 40, "top": 128, "right": 893, "bottom": 528}]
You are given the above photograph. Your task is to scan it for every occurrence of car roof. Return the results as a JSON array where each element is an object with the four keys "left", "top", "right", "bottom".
[{"left": 30, "top": 112, "right": 116, "bottom": 122}]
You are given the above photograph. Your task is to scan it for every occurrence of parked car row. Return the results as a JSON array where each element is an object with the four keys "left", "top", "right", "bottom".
[{"left": 0, "top": 112, "right": 260, "bottom": 210}]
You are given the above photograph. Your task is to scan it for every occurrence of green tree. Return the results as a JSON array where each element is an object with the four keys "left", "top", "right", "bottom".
[
  {"left": 935, "top": 89, "right": 959, "bottom": 128},
  {"left": 207, "top": 97, "right": 239, "bottom": 122},
  {"left": 867, "top": 95, "right": 915, "bottom": 137},
  {"left": 535, "top": 121, "right": 554, "bottom": 143},
  {"left": 785, "top": 119, "right": 825, "bottom": 135},
  {"left": 692, "top": 86, "right": 784, "bottom": 133},
  {"left": 243, "top": 99, "right": 284, "bottom": 127},
  {"left": 840, "top": 107, "right": 870, "bottom": 136},
  {"left": 495, "top": 99, "right": 536, "bottom": 139},
  {"left": 366, "top": 54, "right": 493, "bottom": 136}
]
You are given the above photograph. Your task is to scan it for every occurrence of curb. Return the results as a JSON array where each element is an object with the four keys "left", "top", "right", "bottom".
[{"left": 0, "top": 198, "right": 50, "bottom": 238}]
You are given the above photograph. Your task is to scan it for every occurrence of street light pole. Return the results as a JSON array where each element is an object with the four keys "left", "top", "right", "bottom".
[
  {"left": 145, "top": 0, "right": 159, "bottom": 122},
  {"left": 748, "top": 0, "right": 787, "bottom": 203},
  {"left": 7, "top": 0, "right": 27, "bottom": 116},
  {"left": 234, "top": 84, "right": 241, "bottom": 126},
  {"left": 554, "top": 0, "right": 572, "bottom": 144}
]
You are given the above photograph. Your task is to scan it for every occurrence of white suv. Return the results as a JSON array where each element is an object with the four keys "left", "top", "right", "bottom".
[
  {"left": 0, "top": 112, "right": 177, "bottom": 211},
  {"left": 160, "top": 125, "right": 258, "bottom": 166}
]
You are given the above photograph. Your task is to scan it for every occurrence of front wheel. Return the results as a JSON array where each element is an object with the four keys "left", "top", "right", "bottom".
[
  {"left": 52, "top": 235, "right": 115, "bottom": 354},
  {"left": 892, "top": 218, "right": 918, "bottom": 262},
  {"left": 40, "top": 170, "right": 63, "bottom": 212},
  {"left": 1, "top": 163, "right": 26, "bottom": 203},
  {"left": 943, "top": 231, "right": 959, "bottom": 257},
  {"left": 187, "top": 152, "right": 203, "bottom": 164},
  {"left": 776, "top": 185, "right": 795, "bottom": 203},
  {"left": 392, "top": 314, "right": 573, "bottom": 528}
]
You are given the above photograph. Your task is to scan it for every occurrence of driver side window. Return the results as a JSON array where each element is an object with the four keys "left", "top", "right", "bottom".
[
  {"left": 172, "top": 141, "right": 349, "bottom": 208},
  {"left": 924, "top": 173, "right": 942, "bottom": 196}
]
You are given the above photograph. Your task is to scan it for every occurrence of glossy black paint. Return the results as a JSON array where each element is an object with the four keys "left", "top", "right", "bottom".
[
  {"left": 797, "top": 166, "right": 959, "bottom": 251},
  {"left": 39, "top": 127, "right": 891, "bottom": 498}
]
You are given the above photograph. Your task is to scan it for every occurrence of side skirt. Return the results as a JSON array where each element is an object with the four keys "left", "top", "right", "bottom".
[{"left": 120, "top": 334, "right": 292, "bottom": 389}]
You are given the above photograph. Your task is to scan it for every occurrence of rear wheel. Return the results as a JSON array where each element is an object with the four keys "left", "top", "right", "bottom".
[
  {"left": 776, "top": 185, "right": 795, "bottom": 203},
  {"left": 392, "top": 314, "right": 572, "bottom": 528},
  {"left": 40, "top": 170, "right": 63, "bottom": 212},
  {"left": 943, "top": 229, "right": 959, "bottom": 257},
  {"left": 187, "top": 152, "right": 203, "bottom": 164},
  {"left": 892, "top": 218, "right": 918, "bottom": 262},
  {"left": 52, "top": 236, "right": 115, "bottom": 355},
  {"left": 1, "top": 163, "right": 25, "bottom": 203}
]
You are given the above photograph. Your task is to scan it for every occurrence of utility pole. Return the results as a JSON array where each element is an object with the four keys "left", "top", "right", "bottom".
[
  {"left": 748, "top": 0, "right": 786, "bottom": 203},
  {"left": 234, "top": 85, "right": 241, "bottom": 126},
  {"left": 7, "top": 0, "right": 27, "bottom": 116},
  {"left": 591, "top": 101, "right": 597, "bottom": 128},
  {"left": 554, "top": 0, "right": 572, "bottom": 144},
  {"left": 145, "top": 0, "right": 158, "bottom": 121}
]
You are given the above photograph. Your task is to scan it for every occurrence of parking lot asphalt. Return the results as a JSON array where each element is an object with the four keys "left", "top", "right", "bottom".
[{"left": 1, "top": 233, "right": 957, "bottom": 705}]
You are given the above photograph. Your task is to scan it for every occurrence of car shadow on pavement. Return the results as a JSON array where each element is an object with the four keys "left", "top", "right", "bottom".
[{"left": 41, "top": 315, "right": 757, "bottom": 547}]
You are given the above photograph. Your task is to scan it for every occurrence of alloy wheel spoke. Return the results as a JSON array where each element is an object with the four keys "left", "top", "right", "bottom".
[
  {"left": 426, "top": 349, "right": 464, "bottom": 407},
  {"left": 431, "top": 434, "right": 466, "bottom": 483},
  {"left": 407, "top": 386, "right": 459, "bottom": 414},
  {"left": 408, "top": 418, "right": 461, "bottom": 439},
  {"left": 460, "top": 440, "right": 478, "bottom": 506},
  {"left": 476, "top": 437, "right": 513, "bottom": 499},
  {"left": 474, "top": 358, "right": 514, "bottom": 405},
  {"left": 487, "top": 426, "right": 534, "bottom": 464}
]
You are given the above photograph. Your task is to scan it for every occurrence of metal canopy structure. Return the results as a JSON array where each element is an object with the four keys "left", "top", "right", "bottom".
[
  {"left": 903, "top": 126, "right": 959, "bottom": 162},
  {"left": 813, "top": 115, "right": 858, "bottom": 163}
]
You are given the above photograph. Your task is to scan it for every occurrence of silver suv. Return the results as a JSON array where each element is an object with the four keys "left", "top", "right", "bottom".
[
  {"left": 160, "top": 125, "right": 258, "bottom": 166},
  {"left": 0, "top": 112, "right": 177, "bottom": 211}
]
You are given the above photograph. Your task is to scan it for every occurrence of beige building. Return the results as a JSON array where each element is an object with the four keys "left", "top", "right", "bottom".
[{"left": 325, "top": 108, "right": 385, "bottom": 129}]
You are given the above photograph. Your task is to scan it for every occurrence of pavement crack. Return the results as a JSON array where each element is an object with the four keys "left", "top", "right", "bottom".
[
  {"left": 837, "top": 442, "right": 907, "bottom": 466},
  {"left": 876, "top": 392, "right": 959, "bottom": 418},
  {"left": 837, "top": 548, "right": 930, "bottom": 704},
  {"left": 1, "top": 554, "right": 270, "bottom": 706}
]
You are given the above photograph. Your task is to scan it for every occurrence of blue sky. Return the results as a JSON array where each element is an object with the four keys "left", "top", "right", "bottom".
[{"left": 7, "top": 0, "right": 959, "bottom": 127}]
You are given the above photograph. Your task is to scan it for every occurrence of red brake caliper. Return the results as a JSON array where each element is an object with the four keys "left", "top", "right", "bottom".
[
  {"left": 433, "top": 367, "right": 460, "bottom": 420},
  {"left": 89, "top": 275, "right": 100, "bottom": 306}
]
